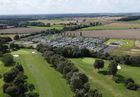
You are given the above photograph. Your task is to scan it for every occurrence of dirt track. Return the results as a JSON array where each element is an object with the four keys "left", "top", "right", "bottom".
[{"left": 66, "top": 29, "right": 140, "bottom": 39}]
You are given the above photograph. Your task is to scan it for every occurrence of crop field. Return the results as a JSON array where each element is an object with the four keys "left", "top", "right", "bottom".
[
  {"left": 0, "top": 27, "right": 47, "bottom": 34},
  {"left": 81, "top": 22, "right": 140, "bottom": 30},
  {"left": 70, "top": 58, "right": 140, "bottom": 97},
  {"left": 11, "top": 49, "right": 74, "bottom": 97},
  {"left": 66, "top": 29, "right": 140, "bottom": 39},
  {"left": 0, "top": 25, "right": 64, "bottom": 35}
]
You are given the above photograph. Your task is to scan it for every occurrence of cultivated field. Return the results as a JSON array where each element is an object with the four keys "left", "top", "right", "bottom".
[
  {"left": 0, "top": 28, "right": 46, "bottom": 34},
  {"left": 11, "top": 49, "right": 74, "bottom": 97},
  {"left": 0, "top": 25, "right": 64, "bottom": 34},
  {"left": 70, "top": 58, "right": 140, "bottom": 97},
  {"left": 66, "top": 29, "right": 140, "bottom": 39},
  {"left": 81, "top": 22, "right": 140, "bottom": 30}
]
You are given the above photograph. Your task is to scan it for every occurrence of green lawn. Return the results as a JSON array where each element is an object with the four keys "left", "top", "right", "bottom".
[
  {"left": 11, "top": 49, "right": 73, "bottom": 97},
  {"left": 70, "top": 58, "right": 140, "bottom": 97},
  {"left": 105, "top": 39, "right": 136, "bottom": 56},
  {"left": 80, "top": 25, "right": 130, "bottom": 30}
]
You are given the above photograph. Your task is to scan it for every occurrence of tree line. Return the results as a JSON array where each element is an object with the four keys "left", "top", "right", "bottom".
[
  {"left": 118, "top": 16, "right": 140, "bottom": 21},
  {"left": 63, "top": 22, "right": 102, "bottom": 31},
  {"left": 41, "top": 45, "right": 140, "bottom": 67},
  {"left": 37, "top": 44, "right": 102, "bottom": 97}
]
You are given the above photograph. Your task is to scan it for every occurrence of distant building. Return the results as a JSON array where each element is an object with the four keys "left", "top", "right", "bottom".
[
  {"left": 0, "top": 24, "right": 7, "bottom": 29},
  {"left": 79, "top": 32, "right": 82, "bottom": 36}
]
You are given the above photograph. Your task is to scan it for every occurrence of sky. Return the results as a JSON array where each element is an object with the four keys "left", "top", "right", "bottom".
[{"left": 0, "top": 0, "right": 140, "bottom": 15}]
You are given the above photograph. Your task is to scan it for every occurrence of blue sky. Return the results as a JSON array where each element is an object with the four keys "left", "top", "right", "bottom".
[{"left": 0, "top": 0, "right": 140, "bottom": 15}]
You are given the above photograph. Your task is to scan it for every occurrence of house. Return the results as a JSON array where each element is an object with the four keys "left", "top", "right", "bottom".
[{"left": 0, "top": 24, "right": 7, "bottom": 29}]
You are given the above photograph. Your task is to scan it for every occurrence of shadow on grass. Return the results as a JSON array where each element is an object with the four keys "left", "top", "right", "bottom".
[
  {"left": 115, "top": 74, "right": 126, "bottom": 84},
  {"left": 98, "top": 70, "right": 109, "bottom": 75}
]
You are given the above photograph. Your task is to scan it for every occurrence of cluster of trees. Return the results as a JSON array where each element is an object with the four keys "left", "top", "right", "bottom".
[
  {"left": 2, "top": 54, "right": 15, "bottom": 66},
  {"left": 118, "top": 16, "right": 140, "bottom": 21},
  {"left": 0, "top": 18, "right": 36, "bottom": 27},
  {"left": 63, "top": 24, "right": 90, "bottom": 31},
  {"left": 0, "top": 36, "right": 12, "bottom": 54},
  {"left": 46, "top": 45, "right": 140, "bottom": 67},
  {"left": 63, "top": 22, "right": 102, "bottom": 31},
  {"left": 93, "top": 60, "right": 118, "bottom": 76},
  {"left": 28, "top": 22, "right": 51, "bottom": 27},
  {"left": 93, "top": 59, "right": 140, "bottom": 91},
  {"left": 20, "top": 29, "right": 61, "bottom": 39},
  {"left": 37, "top": 44, "right": 102, "bottom": 97},
  {"left": 125, "top": 78, "right": 140, "bottom": 91},
  {"left": 45, "top": 45, "right": 139, "bottom": 67},
  {"left": 3, "top": 64, "right": 39, "bottom": 97},
  {"left": 0, "top": 36, "right": 12, "bottom": 44},
  {"left": 0, "top": 36, "right": 20, "bottom": 56}
]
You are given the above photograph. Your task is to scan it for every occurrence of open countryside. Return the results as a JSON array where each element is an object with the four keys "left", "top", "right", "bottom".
[{"left": 0, "top": 1, "right": 140, "bottom": 97}]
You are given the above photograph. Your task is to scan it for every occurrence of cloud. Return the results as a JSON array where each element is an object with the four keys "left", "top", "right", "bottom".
[{"left": 0, "top": 0, "right": 140, "bottom": 15}]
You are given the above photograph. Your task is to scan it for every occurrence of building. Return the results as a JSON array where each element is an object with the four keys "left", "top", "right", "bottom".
[{"left": 0, "top": 24, "right": 7, "bottom": 29}]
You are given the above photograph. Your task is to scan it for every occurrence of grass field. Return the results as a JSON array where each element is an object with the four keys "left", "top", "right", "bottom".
[
  {"left": 0, "top": 34, "right": 15, "bottom": 38},
  {"left": 11, "top": 49, "right": 73, "bottom": 97},
  {"left": 70, "top": 58, "right": 140, "bottom": 97},
  {"left": 30, "top": 19, "right": 76, "bottom": 25},
  {"left": 29, "top": 24, "right": 64, "bottom": 30},
  {"left": 124, "top": 19, "right": 140, "bottom": 24},
  {"left": 105, "top": 39, "right": 137, "bottom": 56}
]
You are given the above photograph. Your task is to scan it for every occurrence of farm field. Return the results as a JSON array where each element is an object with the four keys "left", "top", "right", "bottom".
[
  {"left": 0, "top": 27, "right": 46, "bottom": 34},
  {"left": 66, "top": 29, "right": 140, "bottom": 39},
  {"left": 81, "top": 22, "right": 140, "bottom": 30},
  {"left": 11, "top": 49, "right": 73, "bottom": 97},
  {"left": 70, "top": 58, "right": 140, "bottom": 97},
  {"left": 0, "top": 25, "right": 63, "bottom": 35}
]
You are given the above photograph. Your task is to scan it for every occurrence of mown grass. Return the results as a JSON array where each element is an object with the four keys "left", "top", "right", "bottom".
[
  {"left": 105, "top": 39, "right": 136, "bottom": 56},
  {"left": 70, "top": 58, "right": 140, "bottom": 97},
  {"left": 11, "top": 49, "right": 73, "bottom": 97}
]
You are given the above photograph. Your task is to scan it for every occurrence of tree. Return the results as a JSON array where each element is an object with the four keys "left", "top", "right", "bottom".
[
  {"left": 14, "top": 35, "right": 20, "bottom": 40},
  {"left": 2, "top": 54, "right": 14, "bottom": 66},
  {"left": 108, "top": 61, "right": 118, "bottom": 76},
  {"left": 94, "top": 59, "right": 104, "bottom": 71}
]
